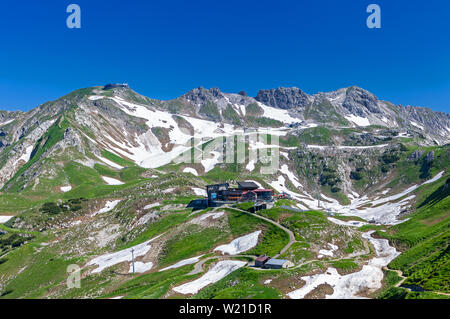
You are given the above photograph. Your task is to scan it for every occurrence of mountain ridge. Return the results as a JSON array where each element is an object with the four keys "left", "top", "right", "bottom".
[
  {"left": 2, "top": 84, "right": 449, "bottom": 116},
  {"left": 0, "top": 83, "right": 448, "bottom": 198},
  {"left": 0, "top": 83, "right": 448, "bottom": 300}
]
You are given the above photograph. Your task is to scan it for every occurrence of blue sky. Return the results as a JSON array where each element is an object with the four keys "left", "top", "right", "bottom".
[{"left": 0, "top": 0, "right": 449, "bottom": 113}]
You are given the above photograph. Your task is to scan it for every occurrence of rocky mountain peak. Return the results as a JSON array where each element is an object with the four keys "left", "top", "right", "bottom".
[
  {"left": 103, "top": 83, "right": 130, "bottom": 90},
  {"left": 255, "top": 87, "right": 310, "bottom": 110},
  {"left": 342, "top": 86, "right": 381, "bottom": 116},
  {"left": 182, "top": 87, "right": 224, "bottom": 105}
]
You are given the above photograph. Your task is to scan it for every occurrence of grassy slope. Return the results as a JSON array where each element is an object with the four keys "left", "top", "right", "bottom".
[{"left": 378, "top": 176, "right": 450, "bottom": 297}]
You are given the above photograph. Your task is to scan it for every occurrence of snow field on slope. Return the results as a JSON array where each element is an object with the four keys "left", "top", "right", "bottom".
[
  {"left": 143, "top": 202, "right": 160, "bottom": 210},
  {"left": 214, "top": 230, "right": 261, "bottom": 255},
  {"left": 13, "top": 145, "right": 34, "bottom": 166},
  {"left": 280, "top": 164, "right": 302, "bottom": 188},
  {"left": 190, "top": 211, "right": 225, "bottom": 223},
  {"left": 90, "top": 95, "right": 293, "bottom": 171},
  {"left": 90, "top": 200, "right": 121, "bottom": 217},
  {"left": 288, "top": 231, "right": 400, "bottom": 299},
  {"left": 345, "top": 114, "right": 371, "bottom": 127},
  {"left": 159, "top": 255, "right": 204, "bottom": 272},
  {"left": 106, "top": 96, "right": 236, "bottom": 169},
  {"left": 192, "top": 187, "right": 207, "bottom": 197},
  {"left": 270, "top": 170, "right": 445, "bottom": 225},
  {"left": 183, "top": 167, "right": 198, "bottom": 176},
  {"left": 246, "top": 159, "right": 255, "bottom": 171},
  {"left": 129, "top": 261, "right": 154, "bottom": 273},
  {"left": 0, "top": 119, "right": 14, "bottom": 126},
  {"left": 318, "top": 243, "right": 338, "bottom": 258},
  {"left": 96, "top": 155, "right": 124, "bottom": 169},
  {"left": 0, "top": 216, "right": 13, "bottom": 223},
  {"left": 86, "top": 235, "right": 161, "bottom": 273},
  {"left": 306, "top": 144, "right": 388, "bottom": 150},
  {"left": 257, "top": 102, "right": 300, "bottom": 124},
  {"left": 172, "top": 260, "right": 247, "bottom": 294},
  {"left": 327, "top": 217, "right": 368, "bottom": 228},
  {"left": 101, "top": 176, "right": 124, "bottom": 185},
  {"left": 60, "top": 186, "right": 72, "bottom": 192}
]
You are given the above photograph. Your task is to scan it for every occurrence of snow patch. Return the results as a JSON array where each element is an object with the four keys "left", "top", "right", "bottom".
[
  {"left": 328, "top": 217, "right": 368, "bottom": 228},
  {"left": 280, "top": 164, "right": 302, "bottom": 189},
  {"left": 60, "top": 186, "right": 72, "bottom": 193},
  {"left": 422, "top": 170, "right": 444, "bottom": 185},
  {"left": 214, "top": 230, "right": 261, "bottom": 255},
  {"left": 201, "top": 151, "right": 221, "bottom": 173},
  {"left": 191, "top": 211, "right": 225, "bottom": 223},
  {"left": 0, "top": 216, "right": 13, "bottom": 223},
  {"left": 345, "top": 114, "right": 371, "bottom": 127},
  {"left": 0, "top": 119, "right": 14, "bottom": 126},
  {"left": 296, "top": 171, "right": 446, "bottom": 225},
  {"left": 13, "top": 145, "right": 34, "bottom": 166},
  {"left": 173, "top": 260, "right": 246, "bottom": 294},
  {"left": 90, "top": 200, "right": 121, "bottom": 217},
  {"left": 318, "top": 243, "right": 338, "bottom": 258},
  {"left": 101, "top": 176, "right": 124, "bottom": 185},
  {"left": 288, "top": 231, "right": 400, "bottom": 299},
  {"left": 159, "top": 255, "right": 204, "bottom": 272},
  {"left": 280, "top": 151, "right": 290, "bottom": 160},
  {"left": 88, "top": 95, "right": 105, "bottom": 101},
  {"left": 192, "top": 187, "right": 207, "bottom": 197},
  {"left": 246, "top": 160, "right": 255, "bottom": 171},
  {"left": 410, "top": 121, "right": 424, "bottom": 130},
  {"left": 257, "top": 102, "right": 300, "bottom": 124},
  {"left": 130, "top": 261, "right": 153, "bottom": 273},
  {"left": 183, "top": 167, "right": 198, "bottom": 176},
  {"left": 97, "top": 156, "right": 124, "bottom": 169},
  {"left": 86, "top": 235, "right": 161, "bottom": 273},
  {"left": 143, "top": 202, "right": 160, "bottom": 210}
]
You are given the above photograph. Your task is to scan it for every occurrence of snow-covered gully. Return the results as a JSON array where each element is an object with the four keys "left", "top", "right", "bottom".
[{"left": 270, "top": 170, "right": 445, "bottom": 225}]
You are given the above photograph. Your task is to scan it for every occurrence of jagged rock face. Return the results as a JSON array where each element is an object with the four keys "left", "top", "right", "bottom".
[
  {"left": 255, "top": 87, "right": 310, "bottom": 110},
  {"left": 400, "top": 105, "right": 450, "bottom": 139},
  {"left": 408, "top": 150, "right": 425, "bottom": 161},
  {"left": 426, "top": 151, "right": 434, "bottom": 163},
  {"left": 342, "top": 87, "right": 381, "bottom": 116},
  {"left": 182, "top": 87, "right": 224, "bottom": 106}
]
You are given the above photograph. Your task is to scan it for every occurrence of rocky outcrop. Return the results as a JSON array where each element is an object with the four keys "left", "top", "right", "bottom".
[
  {"left": 408, "top": 150, "right": 425, "bottom": 161},
  {"left": 342, "top": 86, "right": 381, "bottom": 116},
  {"left": 104, "top": 83, "right": 129, "bottom": 90},
  {"left": 400, "top": 105, "right": 450, "bottom": 141},
  {"left": 255, "top": 87, "right": 310, "bottom": 110},
  {"left": 182, "top": 87, "right": 224, "bottom": 106}
]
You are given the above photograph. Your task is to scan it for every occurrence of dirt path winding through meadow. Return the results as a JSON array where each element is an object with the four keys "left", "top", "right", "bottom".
[
  {"left": 383, "top": 267, "right": 407, "bottom": 287},
  {"left": 231, "top": 207, "right": 297, "bottom": 258},
  {"left": 382, "top": 267, "right": 450, "bottom": 297},
  {"left": 187, "top": 206, "right": 296, "bottom": 275},
  {"left": 189, "top": 206, "right": 373, "bottom": 275}
]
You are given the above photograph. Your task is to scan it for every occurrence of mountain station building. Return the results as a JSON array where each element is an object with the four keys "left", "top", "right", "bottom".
[{"left": 205, "top": 181, "right": 273, "bottom": 206}]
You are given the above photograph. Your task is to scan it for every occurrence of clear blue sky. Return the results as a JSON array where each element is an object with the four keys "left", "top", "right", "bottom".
[{"left": 1, "top": 0, "right": 449, "bottom": 113}]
